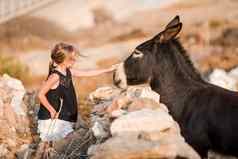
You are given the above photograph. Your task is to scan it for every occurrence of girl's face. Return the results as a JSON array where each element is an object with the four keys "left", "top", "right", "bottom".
[{"left": 63, "top": 52, "right": 77, "bottom": 68}]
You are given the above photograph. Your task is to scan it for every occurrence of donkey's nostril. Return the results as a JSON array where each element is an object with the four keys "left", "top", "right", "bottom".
[
  {"left": 113, "top": 72, "right": 121, "bottom": 86},
  {"left": 112, "top": 63, "right": 127, "bottom": 88},
  {"left": 113, "top": 79, "right": 121, "bottom": 87},
  {"left": 113, "top": 72, "right": 116, "bottom": 80}
]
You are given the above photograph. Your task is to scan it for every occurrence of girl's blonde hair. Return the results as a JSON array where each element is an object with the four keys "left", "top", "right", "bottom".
[{"left": 48, "top": 42, "right": 76, "bottom": 77}]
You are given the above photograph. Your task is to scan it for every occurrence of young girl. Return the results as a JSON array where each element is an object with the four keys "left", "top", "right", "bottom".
[{"left": 37, "top": 42, "right": 116, "bottom": 142}]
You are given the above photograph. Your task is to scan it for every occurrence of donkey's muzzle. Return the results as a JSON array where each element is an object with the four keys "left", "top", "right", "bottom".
[
  {"left": 112, "top": 63, "right": 127, "bottom": 89},
  {"left": 113, "top": 71, "right": 121, "bottom": 87}
]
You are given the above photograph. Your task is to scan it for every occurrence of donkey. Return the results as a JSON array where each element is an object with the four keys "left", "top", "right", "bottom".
[{"left": 113, "top": 16, "right": 238, "bottom": 158}]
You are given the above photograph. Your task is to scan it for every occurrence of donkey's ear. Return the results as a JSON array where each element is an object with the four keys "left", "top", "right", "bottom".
[
  {"left": 165, "top": 15, "right": 180, "bottom": 29},
  {"left": 156, "top": 23, "right": 182, "bottom": 43}
]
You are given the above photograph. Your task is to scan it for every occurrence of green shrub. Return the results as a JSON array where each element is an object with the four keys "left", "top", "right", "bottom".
[
  {"left": 209, "top": 20, "right": 224, "bottom": 29},
  {"left": 0, "top": 54, "right": 30, "bottom": 82}
]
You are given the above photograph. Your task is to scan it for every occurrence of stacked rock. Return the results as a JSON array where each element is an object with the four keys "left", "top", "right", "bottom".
[{"left": 87, "top": 85, "right": 200, "bottom": 159}]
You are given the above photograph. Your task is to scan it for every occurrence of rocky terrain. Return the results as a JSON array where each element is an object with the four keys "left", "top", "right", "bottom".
[
  {"left": 86, "top": 86, "right": 200, "bottom": 159},
  {"left": 0, "top": 74, "right": 201, "bottom": 159},
  {"left": 0, "top": 0, "right": 238, "bottom": 158},
  {"left": 1, "top": 68, "right": 238, "bottom": 158},
  {"left": 0, "top": 74, "right": 38, "bottom": 158}
]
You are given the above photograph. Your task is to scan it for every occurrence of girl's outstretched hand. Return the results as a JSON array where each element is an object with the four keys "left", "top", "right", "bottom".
[
  {"left": 108, "top": 63, "right": 120, "bottom": 72},
  {"left": 70, "top": 63, "right": 120, "bottom": 77}
]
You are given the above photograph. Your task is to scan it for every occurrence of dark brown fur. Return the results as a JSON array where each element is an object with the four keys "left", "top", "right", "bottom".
[{"left": 114, "top": 16, "right": 238, "bottom": 158}]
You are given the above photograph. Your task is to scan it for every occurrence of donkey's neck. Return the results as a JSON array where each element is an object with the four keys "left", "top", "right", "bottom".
[
  {"left": 150, "top": 42, "right": 202, "bottom": 120},
  {"left": 150, "top": 70, "right": 195, "bottom": 120},
  {"left": 171, "top": 39, "right": 204, "bottom": 83}
]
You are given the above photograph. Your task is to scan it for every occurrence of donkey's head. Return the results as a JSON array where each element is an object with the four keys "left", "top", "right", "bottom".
[{"left": 113, "top": 16, "right": 183, "bottom": 88}]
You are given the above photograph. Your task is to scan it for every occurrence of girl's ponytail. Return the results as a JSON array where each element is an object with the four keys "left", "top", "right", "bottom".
[{"left": 47, "top": 60, "right": 56, "bottom": 79}]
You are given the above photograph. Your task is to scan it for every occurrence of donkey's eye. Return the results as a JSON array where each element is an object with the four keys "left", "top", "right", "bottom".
[{"left": 133, "top": 49, "right": 144, "bottom": 58}]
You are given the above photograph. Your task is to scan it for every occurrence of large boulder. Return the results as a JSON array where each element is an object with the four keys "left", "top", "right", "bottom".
[
  {"left": 0, "top": 74, "right": 32, "bottom": 158},
  {"left": 91, "top": 131, "right": 200, "bottom": 159},
  {"left": 110, "top": 108, "right": 174, "bottom": 136},
  {"left": 89, "top": 86, "right": 122, "bottom": 104}
]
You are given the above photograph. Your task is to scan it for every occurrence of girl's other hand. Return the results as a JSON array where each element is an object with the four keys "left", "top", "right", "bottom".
[
  {"left": 55, "top": 112, "right": 59, "bottom": 119},
  {"left": 50, "top": 109, "right": 57, "bottom": 119}
]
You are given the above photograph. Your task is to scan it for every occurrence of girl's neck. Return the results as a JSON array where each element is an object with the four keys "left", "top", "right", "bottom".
[{"left": 56, "top": 65, "right": 67, "bottom": 74}]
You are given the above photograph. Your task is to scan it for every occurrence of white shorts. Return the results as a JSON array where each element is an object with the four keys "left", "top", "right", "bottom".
[{"left": 37, "top": 119, "right": 75, "bottom": 141}]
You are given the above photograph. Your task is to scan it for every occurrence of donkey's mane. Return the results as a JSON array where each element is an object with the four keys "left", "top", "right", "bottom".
[{"left": 172, "top": 38, "right": 203, "bottom": 80}]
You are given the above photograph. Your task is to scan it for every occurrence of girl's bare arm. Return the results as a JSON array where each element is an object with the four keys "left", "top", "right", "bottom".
[
  {"left": 37, "top": 74, "right": 59, "bottom": 118},
  {"left": 70, "top": 65, "right": 117, "bottom": 77}
]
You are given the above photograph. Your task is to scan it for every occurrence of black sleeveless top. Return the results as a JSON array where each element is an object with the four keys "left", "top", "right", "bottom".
[{"left": 37, "top": 68, "right": 78, "bottom": 122}]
